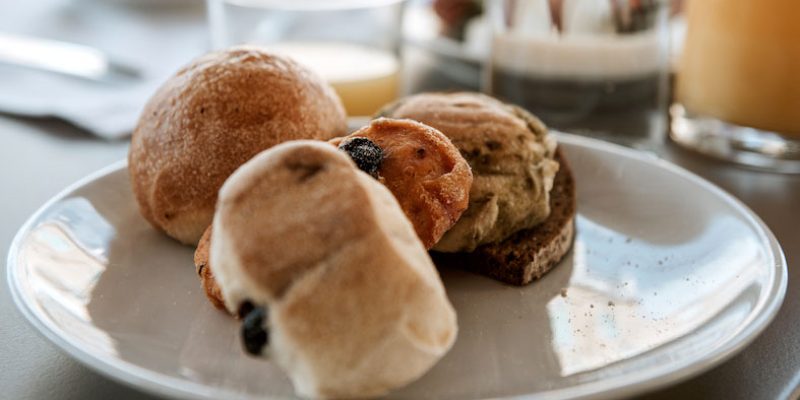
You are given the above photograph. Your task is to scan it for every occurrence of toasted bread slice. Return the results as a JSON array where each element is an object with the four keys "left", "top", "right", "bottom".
[{"left": 431, "top": 149, "right": 575, "bottom": 285}]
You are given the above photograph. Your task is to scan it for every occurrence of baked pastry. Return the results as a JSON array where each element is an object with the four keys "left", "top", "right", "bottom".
[
  {"left": 433, "top": 149, "right": 575, "bottom": 285},
  {"left": 194, "top": 225, "right": 225, "bottom": 311},
  {"left": 330, "top": 118, "right": 473, "bottom": 248},
  {"left": 379, "top": 92, "right": 559, "bottom": 252},
  {"left": 379, "top": 92, "right": 574, "bottom": 285},
  {"left": 210, "top": 140, "right": 457, "bottom": 398},
  {"left": 195, "top": 117, "right": 473, "bottom": 311},
  {"left": 129, "top": 46, "right": 347, "bottom": 245}
]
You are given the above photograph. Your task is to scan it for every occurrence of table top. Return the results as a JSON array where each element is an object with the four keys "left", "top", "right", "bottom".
[{"left": 1, "top": 115, "right": 798, "bottom": 400}]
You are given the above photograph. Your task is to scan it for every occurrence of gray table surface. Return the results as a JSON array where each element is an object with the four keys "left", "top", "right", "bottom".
[{"left": 1, "top": 114, "right": 798, "bottom": 400}]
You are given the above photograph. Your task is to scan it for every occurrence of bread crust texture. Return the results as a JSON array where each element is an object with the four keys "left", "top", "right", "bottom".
[
  {"left": 330, "top": 118, "right": 473, "bottom": 249},
  {"left": 129, "top": 46, "right": 347, "bottom": 245},
  {"left": 379, "top": 92, "right": 560, "bottom": 252},
  {"left": 210, "top": 141, "right": 457, "bottom": 398}
]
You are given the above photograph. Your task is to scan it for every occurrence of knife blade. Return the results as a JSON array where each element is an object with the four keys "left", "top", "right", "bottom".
[{"left": 0, "top": 32, "right": 140, "bottom": 82}]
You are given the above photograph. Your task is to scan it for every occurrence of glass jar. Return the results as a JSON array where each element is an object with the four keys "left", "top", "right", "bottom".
[{"left": 207, "top": 0, "right": 405, "bottom": 116}]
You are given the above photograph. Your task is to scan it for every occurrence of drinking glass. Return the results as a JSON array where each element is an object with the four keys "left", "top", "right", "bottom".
[
  {"left": 671, "top": 0, "right": 800, "bottom": 173},
  {"left": 207, "top": 0, "right": 405, "bottom": 116},
  {"left": 486, "top": 0, "right": 671, "bottom": 148}
]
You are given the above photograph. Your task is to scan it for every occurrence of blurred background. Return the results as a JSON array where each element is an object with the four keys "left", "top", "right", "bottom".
[
  {"left": 2, "top": 0, "right": 798, "bottom": 171},
  {"left": 0, "top": 0, "right": 796, "bottom": 169},
  {"left": 0, "top": 1, "right": 799, "bottom": 399}
]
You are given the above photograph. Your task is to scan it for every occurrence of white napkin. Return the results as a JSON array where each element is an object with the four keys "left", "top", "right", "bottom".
[{"left": 0, "top": 0, "right": 208, "bottom": 139}]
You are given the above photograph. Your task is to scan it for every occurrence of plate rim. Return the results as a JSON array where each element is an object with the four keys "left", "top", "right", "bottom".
[
  {"left": 6, "top": 134, "right": 788, "bottom": 400},
  {"left": 5, "top": 159, "right": 227, "bottom": 400}
]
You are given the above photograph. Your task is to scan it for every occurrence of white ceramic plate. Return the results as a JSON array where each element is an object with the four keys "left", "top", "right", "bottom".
[{"left": 7, "top": 134, "right": 786, "bottom": 400}]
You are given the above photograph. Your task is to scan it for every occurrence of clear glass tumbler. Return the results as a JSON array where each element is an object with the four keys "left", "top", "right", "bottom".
[
  {"left": 671, "top": 0, "right": 800, "bottom": 173},
  {"left": 207, "top": 0, "right": 405, "bottom": 116},
  {"left": 486, "top": 0, "right": 671, "bottom": 148}
]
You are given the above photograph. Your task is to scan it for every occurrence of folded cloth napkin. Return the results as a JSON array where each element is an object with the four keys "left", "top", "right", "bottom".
[{"left": 0, "top": 0, "right": 208, "bottom": 139}]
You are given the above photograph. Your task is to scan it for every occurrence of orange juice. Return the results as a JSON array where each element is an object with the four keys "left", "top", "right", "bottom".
[
  {"left": 266, "top": 42, "right": 400, "bottom": 116},
  {"left": 677, "top": 0, "right": 800, "bottom": 136}
]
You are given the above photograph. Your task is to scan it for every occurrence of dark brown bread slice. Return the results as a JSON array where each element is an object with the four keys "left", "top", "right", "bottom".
[{"left": 431, "top": 149, "right": 576, "bottom": 285}]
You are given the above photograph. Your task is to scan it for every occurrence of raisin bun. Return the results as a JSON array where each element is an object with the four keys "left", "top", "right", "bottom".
[
  {"left": 129, "top": 46, "right": 347, "bottom": 245},
  {"left": 211, "top": 141, "right": 457, "bottom": 398},
  {"left": 330, "top": 118, "right": 473, "bottom": 249},
  {"left": 379, "top": 92, "right": 560, "bottom": 252}
]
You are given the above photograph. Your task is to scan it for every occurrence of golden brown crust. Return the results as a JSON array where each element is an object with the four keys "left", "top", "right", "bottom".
[
  {"left": 329, "top": 118, "right": 473, "bottom": 249},
  {"left": 194, "top": 226, "right": 226, "bottom": 311},
  {"left": 129, "top": 46, "right": 347, "bottom": 245}
]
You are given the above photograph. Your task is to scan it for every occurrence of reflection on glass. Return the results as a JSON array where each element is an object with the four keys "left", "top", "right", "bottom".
[{"left": 671, "top": 0, "right": 800, "bottom": 172}]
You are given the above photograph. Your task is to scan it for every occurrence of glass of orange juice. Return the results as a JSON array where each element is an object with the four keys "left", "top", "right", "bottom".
[
  {"left": 207, "top": 0, "right": 404, "bottom": 117},
  {"left": 671, "top": 0, "right": 800, "bottom": 173}
]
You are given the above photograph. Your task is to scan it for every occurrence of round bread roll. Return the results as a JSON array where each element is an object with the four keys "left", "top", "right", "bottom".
[
  {"left": 330, "top": 118, "right": 473, "bottom": 249},
  {"left": 211, "top": 141, "right": 457, "bottom": 398},
  {"left": 129, "top": 46, "right": 347, "bottom": 245},
  {"left": 379, "top": 92, "right": 560, "bottom": 252}
]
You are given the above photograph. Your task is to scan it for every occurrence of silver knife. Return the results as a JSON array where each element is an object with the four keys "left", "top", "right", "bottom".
[{"left": 0, "top": 32, "right": 140, "bottom": 82}]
